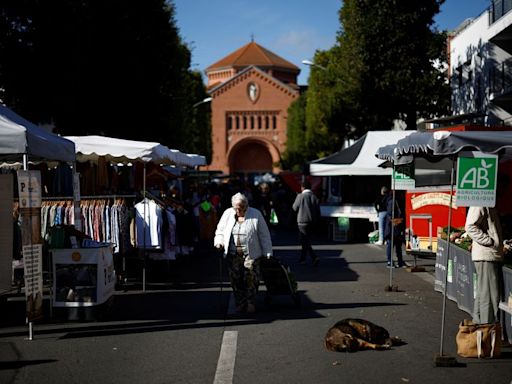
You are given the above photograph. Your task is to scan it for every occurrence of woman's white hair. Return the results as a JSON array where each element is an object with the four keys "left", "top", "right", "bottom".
[{"left": 231, "top": 192, "right": 248, "bottom": 208}]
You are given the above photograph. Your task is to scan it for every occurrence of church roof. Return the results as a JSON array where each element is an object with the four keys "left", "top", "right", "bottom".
[
  {"left": 206, "top": 41, "right": 299, "bottom": 72},
  {"left": 208, "top": 65, "right": 299, "bottom": 95}
]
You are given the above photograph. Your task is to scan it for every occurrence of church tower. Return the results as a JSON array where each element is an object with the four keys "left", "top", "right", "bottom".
[{"left": 205, "top": 41, "right": 300, "bottom": 175}]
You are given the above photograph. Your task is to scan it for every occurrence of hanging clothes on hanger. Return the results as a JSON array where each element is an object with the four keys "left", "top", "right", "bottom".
[{"left": 134, "top": 197, "right": 163, "bottom": 249}]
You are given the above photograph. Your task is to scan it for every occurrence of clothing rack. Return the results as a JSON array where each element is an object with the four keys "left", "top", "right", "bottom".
[{"left": 40, "top": 194, "right": 136, "bottom": 201}]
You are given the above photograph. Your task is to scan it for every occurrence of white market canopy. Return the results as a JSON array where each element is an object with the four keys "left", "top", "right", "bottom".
[
  {"left": 0, "top": 104, "right": 75, "bottom": 162},
  {"left": 65, "top": 135, "right": 202, "bottom": 167},
  {"left": 184, "top": 153, "right": 206, "bottom": 167},
  {"left": 309, "top": 130, "right": 414, "bottom": 176},
  {"left": 170, "top": 149, "right": 206, "bottom": 168}
]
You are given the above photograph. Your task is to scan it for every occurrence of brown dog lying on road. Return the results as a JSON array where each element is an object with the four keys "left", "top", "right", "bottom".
[{"left": 325, "top": 318, "right": 402, "bottom": 352}]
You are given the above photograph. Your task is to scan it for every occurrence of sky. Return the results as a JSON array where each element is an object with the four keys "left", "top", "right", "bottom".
[{"left": 173, "top": 0, "right": 491, "bottom": 86}]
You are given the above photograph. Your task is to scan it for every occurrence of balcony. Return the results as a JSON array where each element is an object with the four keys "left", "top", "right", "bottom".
[
  {"left": 490, "top": 0, "right": 512, "bottom": 52},
  {"left": 491, "top": 0, "right": 512, "bottom": 23}
]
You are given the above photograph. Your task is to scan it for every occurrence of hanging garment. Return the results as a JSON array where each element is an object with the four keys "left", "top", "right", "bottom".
[{"left": 134, "top": 198, "right": 162, "bottom": 249}]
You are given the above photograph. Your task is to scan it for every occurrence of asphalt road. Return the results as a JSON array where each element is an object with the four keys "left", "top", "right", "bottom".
[{"left": 1, "top": 227, "right": 511, "bottom": 384}]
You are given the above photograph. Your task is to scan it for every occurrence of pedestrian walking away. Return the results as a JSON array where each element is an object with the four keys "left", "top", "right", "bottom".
[
  {"left": 384, "top": 191, "right": 405, "bottom": 268},
  {"left": 374, "top": 186, "right": 389, "bottom": 245},
  {"left": 214, "top": 192, "right": 273, "bottom": 314},
  {"left": 293, "top": 180, "right": 321, "bottom": 266}
]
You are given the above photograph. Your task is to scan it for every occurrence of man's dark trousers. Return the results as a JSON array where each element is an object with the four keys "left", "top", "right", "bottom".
[{"left": 298, "top": 223, "right": 318, "bottom": 264}]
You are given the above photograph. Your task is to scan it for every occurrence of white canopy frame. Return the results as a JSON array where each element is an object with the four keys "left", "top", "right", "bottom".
[{"left": 66, "top": 135, "right": 187, "bottom": 292}]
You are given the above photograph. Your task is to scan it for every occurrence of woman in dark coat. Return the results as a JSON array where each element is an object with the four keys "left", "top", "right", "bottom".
[{"left": 384, "top": 193, "right": 405, "bottom": 268}]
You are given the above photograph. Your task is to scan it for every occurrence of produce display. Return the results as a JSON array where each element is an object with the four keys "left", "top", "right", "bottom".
[
  {"left": 439, "top": 226, "right": 472, "bottom": 251},
  {"left": 440, "top": 226, "right": 512, "bottom": 267}
]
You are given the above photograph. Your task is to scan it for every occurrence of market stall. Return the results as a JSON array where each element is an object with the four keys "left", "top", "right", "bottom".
[
  {"left": 0, "top": 103, "right": 76, "bottom": 335},
  {"left": 308, "top": 131, "right": 415, "bottom": 242},
  {"left": 64, "top": 135, "right": 204, "bottom": 291},
  {"left": 376, "top": 129, "right": 512, "bottom": 358},
  {"left": 435, "top": 238, "right": 512, "bottom": 344}
]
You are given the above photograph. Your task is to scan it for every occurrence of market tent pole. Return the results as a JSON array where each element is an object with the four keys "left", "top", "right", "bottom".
[
  {"left": 142, "top": 163, "right": 147, "bottom": 292},
  {"left": 435, "top": 157, "right": 457, "bottom": 364},
  {"left": 22, "top": 154, "right": 34, "bottom": 340},
  {"left": 388, "top": 167, "right": 396, "bottom": 289}
]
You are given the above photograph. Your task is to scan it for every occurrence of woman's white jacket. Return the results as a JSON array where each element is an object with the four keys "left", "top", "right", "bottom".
[
  {"left": 465, "top": 206, "right": 503, "bottom": 262},
  {"left": 214, "top": 207, "right": 273, "bottom": 260}
]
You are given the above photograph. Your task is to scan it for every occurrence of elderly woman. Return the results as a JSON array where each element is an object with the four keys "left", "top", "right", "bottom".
[{"left": 214, "top": 192, "right": 273, "bottom": 314}]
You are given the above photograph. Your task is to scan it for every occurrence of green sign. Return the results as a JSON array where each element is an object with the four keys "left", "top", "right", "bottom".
[
  {"left": 337, "top": 217, "right": 349, "bottom": 229},
  {"left": 456, "top": 152, "right": 497, "bottom": 207},
  {"left": 393, "top": 163, "right": 415, "bottom": 190}
]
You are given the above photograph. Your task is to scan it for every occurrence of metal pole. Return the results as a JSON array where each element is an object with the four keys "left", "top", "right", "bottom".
[
  {"left": 143, "top": 164, "right": 147, "bottom": 292},
  {"left": 439, "top": 157, "right": 455, "bottom": 357},
  {"left": 23, "top": 154, "right": 34, "bottom": 340},
  {"left": 388, "top": 167, "right": 396, "bottom": 287}
]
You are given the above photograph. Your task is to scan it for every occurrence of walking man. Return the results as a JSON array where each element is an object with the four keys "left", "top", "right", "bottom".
[{"left": 293, "top": 180, "right": 321, "bottom": 266}]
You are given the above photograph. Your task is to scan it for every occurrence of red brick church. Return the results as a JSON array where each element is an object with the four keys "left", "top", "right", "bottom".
[{"left": 205, "top": 41, "right": 300, "bottom": 175}]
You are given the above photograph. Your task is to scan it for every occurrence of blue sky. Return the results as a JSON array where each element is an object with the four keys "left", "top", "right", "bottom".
[{"left": 173, "top": 0, "right": 491, "bottom": 85}]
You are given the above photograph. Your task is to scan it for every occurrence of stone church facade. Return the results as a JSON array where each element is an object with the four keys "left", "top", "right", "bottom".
[{"left": 205, "top": 41, "right": 300, "bottom": 175}]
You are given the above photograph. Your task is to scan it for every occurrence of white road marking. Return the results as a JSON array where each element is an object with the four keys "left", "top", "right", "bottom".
[{"left": 213, "top": 331, "right": 238, "bottom": 384}]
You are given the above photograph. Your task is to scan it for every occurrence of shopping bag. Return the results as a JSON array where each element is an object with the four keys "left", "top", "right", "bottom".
[
  {"left": 269, "top": 208, "right": 279, "bottom": 225},
  {"left": 456, "top": 319, "right": 501, "bottom": 358}
]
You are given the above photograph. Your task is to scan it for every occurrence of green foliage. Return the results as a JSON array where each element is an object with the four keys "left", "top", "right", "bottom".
[
  {"left": 336, "top": 0, "right": 449, "bottom": 132},
  {"left": 0, "top": 0, "right": 210, "bottom": 158},
  {"left": 180, "top": 70, "right": 212, "bottom": 162},
  {"left": 305, "top": 48, "right": 348, "bottom": 158},
  {"left": 282, "top": 93, "right": 308, "bottom": 171},
  {"left": 284, "top": 0, "right": 449, "bottom": 171}
]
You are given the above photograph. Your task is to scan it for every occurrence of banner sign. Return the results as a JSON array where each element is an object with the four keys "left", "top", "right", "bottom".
[
  {"left": 394, "top": 163, "right": 415, "bottom": 190},
  {"left": 456, "top": 152, "right": 498, "bottom": 207},
  {"left": 17, "top": 170, "right": 43, "bottom": 321},
  {"left": 23, "top": 244, "right": 44, "bottom": 320},
  {"left": 434, "top": 238, "right": 475, "bottom": 315},
  {"left": 17, "top": 170, "right": 42, "bottom": 208}
]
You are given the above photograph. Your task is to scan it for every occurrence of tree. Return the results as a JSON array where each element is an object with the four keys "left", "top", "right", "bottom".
[
  {"left": 304, "top": 47, "right": 349, "bottom": 158},
  {"left": 285, "top": 0, "right": 449, "bottom": 171},
  {"left": 336, "top": 0, "right": 449, "bottom": 132},
  {"left": 282, "top": 92, "right": 308, "bottom": 171},
  {"left": 0, "top": 0, "right": 210, "bottom": 157},
  {"left": 180, "top": 70, "right": 212, "bottom": 163}
]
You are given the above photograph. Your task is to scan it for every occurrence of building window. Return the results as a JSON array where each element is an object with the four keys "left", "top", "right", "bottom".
[
  {"left": 243, "top": 116, "right": 247, "bottom": 129},
  {"left": 250, "top": 116, "right": 254, "bottom": 129},
  {"left": 272, "top": 116, "right": 277, "bottom": 129},
  {"left": 265, "top": 116, "right": 269, "bottom": 130},
  {"left": 226, "top": 115, "right": 232, "bottom": 130},
  {"left": 258, "top": 116, "right": 262, "bottom": 129},
  {"left": 235, "top": 116, "right": 240, "bottom": 130}
]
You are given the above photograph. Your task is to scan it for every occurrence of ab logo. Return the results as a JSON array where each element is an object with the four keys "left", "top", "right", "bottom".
[
  {"left": 459, "top": 158, "right": 496, "bottom": 190},
  {"left": 456, "top": 153, "right": 498, "bottom": 207}
]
